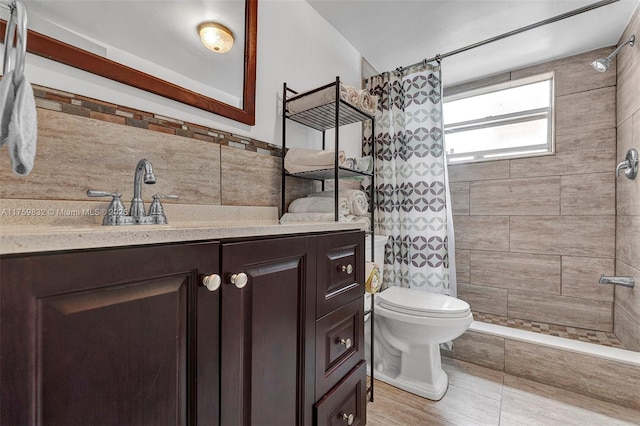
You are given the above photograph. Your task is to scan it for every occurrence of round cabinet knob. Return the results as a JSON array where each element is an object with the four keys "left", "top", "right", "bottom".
[
  {"left": 230, "top": 272, "right": 248, "bottom": 288},
  {"left": 202, "top": 274, "right": 221, "bottom": 292},
  {"left": 339, "top": 338, "right": 353, "bottom": 349},
  {"left": 341, "top": 412, "right": 354, "bottom": 425},
  {"left": 341, "top": 264, "right": 353, "bottom": 275}
]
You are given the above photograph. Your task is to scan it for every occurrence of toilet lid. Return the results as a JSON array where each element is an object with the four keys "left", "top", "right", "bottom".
[{"left": 377, "top": 286, "right": 470, "bottom": 317}]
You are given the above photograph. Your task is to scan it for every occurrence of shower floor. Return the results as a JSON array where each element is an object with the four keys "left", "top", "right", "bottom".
[{"left": 473, "top": 312, "right": 624, "bottom": 349}]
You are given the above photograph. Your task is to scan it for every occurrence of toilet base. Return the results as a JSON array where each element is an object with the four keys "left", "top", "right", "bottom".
[{"left": 372, "top": 364, "right": 449, "bottom": 401}]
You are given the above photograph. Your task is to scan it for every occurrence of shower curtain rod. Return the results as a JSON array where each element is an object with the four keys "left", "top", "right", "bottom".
[{"left": 400, "top": 0, "right": 620, "bottom": 71}]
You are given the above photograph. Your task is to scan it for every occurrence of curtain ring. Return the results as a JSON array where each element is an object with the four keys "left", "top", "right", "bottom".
[{"left": 435, "top": 54, "right": 442, "bottom": 64}]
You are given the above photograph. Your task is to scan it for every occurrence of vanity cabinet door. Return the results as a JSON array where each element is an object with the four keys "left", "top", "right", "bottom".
[
  {"left": 0, "top": 242, "right": 220, "bottom": 426},
  {"left": 220, "top": 235, "right": 316, "bottom": 426}
]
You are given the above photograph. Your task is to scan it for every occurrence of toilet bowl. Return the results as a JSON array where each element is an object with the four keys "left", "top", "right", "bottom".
[{"left": 371, "top": 286, "right": 472, "bottom": 400}]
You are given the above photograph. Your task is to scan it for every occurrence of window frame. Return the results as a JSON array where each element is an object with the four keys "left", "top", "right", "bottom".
[{"left": 443, "top": 71, "right": 556, "bottom": 164}]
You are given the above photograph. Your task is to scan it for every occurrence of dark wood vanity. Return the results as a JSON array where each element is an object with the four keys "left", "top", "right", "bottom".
[{"left": 0, "top": 229, "right": 366, "bottom": 426}]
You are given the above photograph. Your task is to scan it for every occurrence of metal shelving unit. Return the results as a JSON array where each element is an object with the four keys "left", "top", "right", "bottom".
[{"left": 281, "top": 76, "right": 377, "bottom": 402}]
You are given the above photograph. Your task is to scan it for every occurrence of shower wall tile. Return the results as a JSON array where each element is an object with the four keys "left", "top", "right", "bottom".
[
  {"left": 510, "top": 216, "right": 615, "bottom": 258},
  {"left": 561, "top": 256, "right": 614, "bottom": 302},
  {"left": 510, "top": 129, "right": 616, "bottom": 179},
  {"left": 458, "top": 283, "right": 508, "bottom": 316},
  {"left": 616, "top": 215, "right": 640, "bottom": 270},
  {"left": 469, "top": 177, "right": 560, "bottom": 216},
  {"left": 455, "top": 249, "right": 470, "bottom": 284},
  {"left": 220, "top": 146, "right": 314, "bottom": 211},
  {"left": 555, "top": 87, "right": 616, "bottom": 136},
  {"left": 560, "top": 173, "right": 615, "bottom": 216},
  {"left": 452, "top": 330, "right": 505, "bottom": 371},
  {"left": 617, "top": 8, "right": 640, "bottom": 126},
  {"left": 470, "top": 251, "right": 560, "bottom": 294},
  {"left": 504, "top": 340, "right": 640, "bottom": 409},
  {"left": 452, "top": 216, "right": 510, "bottom": 251},
  {"left": 614, "top": 302, "right": 640, "bottom": 352},
  {"left": 507, "top": 290, "right": 613, "bottom": 331},
  {"left": 511, "top": 47, "right": 616, "bottom": 97},
  {"left": 447, "top": 160, "right": 510, "bottom": 183},
  {"left": 616, "top": 115, "right": 640, "bottom": 216},
  {"left": 450, "top": 182, "right": 470, "bottom": 215},
  {"left": 0, "top": 109, "right": 222, "bottom": 204},
  {"left": 614, "top": 261, "right": 640, "bottom": 331},
  {"left": 444, "top": 72, "right": 511, "bottom": 97}
]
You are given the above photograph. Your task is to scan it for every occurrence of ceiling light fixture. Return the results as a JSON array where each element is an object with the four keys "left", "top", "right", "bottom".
[
  {"left": 591, "top": 34, "right": 635, "bottom": 72},
  {"left": 198, "top": 22, "right": 234, "bottom": 54}
]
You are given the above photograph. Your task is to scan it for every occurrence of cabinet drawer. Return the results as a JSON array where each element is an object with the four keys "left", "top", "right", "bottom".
[
  {"left": 316, "top": 231, "right": 364, "bottom": 318},
  {"left": 315, "top": 297, "right": 364, "bottom": 397},
  {"left": 314, "top": 361, "right": 366, "bottom": 426}
]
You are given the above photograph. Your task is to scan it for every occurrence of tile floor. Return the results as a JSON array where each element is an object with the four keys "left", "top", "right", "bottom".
[{"left": 366, "top": 357, "right": 640, "bottom": 425}]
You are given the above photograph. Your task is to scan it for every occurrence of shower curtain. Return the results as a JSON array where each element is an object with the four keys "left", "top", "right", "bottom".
[{"left": 363, "top": 62, "right": 457, "bottom": 297}]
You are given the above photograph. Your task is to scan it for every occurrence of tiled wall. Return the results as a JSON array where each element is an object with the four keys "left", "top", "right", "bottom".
[
  {"left": 0, "top": 85, "right": 313, "bottom": 213},
  {"left": 614, "top": 8, "right": 640, "bottom": 351},
  {"left": 446, "top": 47, "right": 618, "bottom": 333}
]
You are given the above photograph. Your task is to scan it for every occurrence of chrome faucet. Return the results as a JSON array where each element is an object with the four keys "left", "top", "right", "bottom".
[
  {"left": 599, "top": 274, "right": 635, "bottom": 288},
  {"left": 88, "top": 159, "right": 177, "bottom": 225},
  {"left": 129, "top": 159, "right": 156, "bottom": 220}
]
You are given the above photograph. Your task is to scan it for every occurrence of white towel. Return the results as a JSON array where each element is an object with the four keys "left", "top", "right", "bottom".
[
  {"left": 6, "top": 74, "right": 37, "bottom": 175},
  {"left": 284, "top": 148, "right": 335, "bottom": 174},
  {"left": 288, "top": 197, "right": 350, "bottom": 216},
  {"left": 279, "top": 212, "right": 370, "bottom": 230},
  {"left": 308, "top": 189, "right": 369, "bottom": 216},
  {"left": 0, "top": 71, "right": 16, "bottom": 143}
]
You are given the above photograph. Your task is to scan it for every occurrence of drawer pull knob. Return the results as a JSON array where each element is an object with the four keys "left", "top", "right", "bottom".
[
  {"left": 340, "top": 412, "right": 354, "bottom": 425},
  {"left": 230, "top": 272, "right": 248, "bottom": 288},
  {"left": 339, "top": 338, "right": 353, "bottom": 349},
  {"left": 341, "top": 264, "right": 353, "bottom": 275},
  {"left": 202, "top": 274, "right": 221, "bottom": 292}
]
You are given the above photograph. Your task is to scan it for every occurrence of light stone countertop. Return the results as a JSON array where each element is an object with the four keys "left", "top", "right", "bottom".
[{"left": 0, "top": 199, "right": 364, "bottom": 255}]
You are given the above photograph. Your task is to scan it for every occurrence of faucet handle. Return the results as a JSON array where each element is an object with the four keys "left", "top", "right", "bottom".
[
  {"left": 86, "top": 189, "right": 129, "bottom": 225},
  {"left": 149, "top": 194, "right": 179, "bottom": 224}
]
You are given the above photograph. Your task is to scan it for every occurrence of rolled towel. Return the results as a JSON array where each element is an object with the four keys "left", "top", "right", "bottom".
[
  {"left": 338, "top": 150, "right": 346, "bottom": 166},
  {"left": 288, "top": 197, "right": 350, "bottom": 216},
  {"left": 308, "top": 189, "right": 369, "bottom": 216},
  {"left": 284, "top": 148, "right": 335, "bottom": 174},
  {"left": 357, "top": 90, "right": 378, "bottom": 114},
  {"left": 365, "top": 262, "right": 381, "bottom": 293}
]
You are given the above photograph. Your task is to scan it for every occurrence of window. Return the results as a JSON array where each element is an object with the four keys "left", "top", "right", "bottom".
[{"left": 443, "top": 72, "right": 554, "bottom": 163}]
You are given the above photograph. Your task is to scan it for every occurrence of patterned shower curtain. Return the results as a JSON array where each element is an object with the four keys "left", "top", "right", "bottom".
[{"left": 363, "top": 62, "right": 457, "bottom": 297}]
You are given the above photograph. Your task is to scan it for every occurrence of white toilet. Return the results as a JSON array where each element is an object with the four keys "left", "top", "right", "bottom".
[
  {"left": 373, "top": 286, "right": 472, "bottom": 400},
  {"left": 363, "top": 235, "right": 473, "bottom": 401}
]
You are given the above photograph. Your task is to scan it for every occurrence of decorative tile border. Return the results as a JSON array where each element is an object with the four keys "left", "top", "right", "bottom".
[
  {"left": 474, "top": 312, "right": 624, "bottom": 349},
  {"left": 31, "top": 84, "right": 282, "bottom": 157}
]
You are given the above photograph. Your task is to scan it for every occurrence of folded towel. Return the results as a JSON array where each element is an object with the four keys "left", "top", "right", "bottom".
[
  {"left": 365, "top": 262, "right": 381, "bottom": 293},
  {"left": 284, "top": 148, "right": 335, "bottom": 174},
  {"left": 288, "top": 197, "right": 350, "bottom": 216},
  {"left": 308, "top": 189, "right": 369, "bottom": 216},
  {"left": 0, "top": 71, "right": 16, "bottom": 143},
  {"left": 6, "top": 73, "right": 37, "bottom": 175},
  {"left": 280, "top": 212, "right": 345, "bottom": 223},
  {"left": 279, "top": 212, "right": 370, "bottom": 230}
]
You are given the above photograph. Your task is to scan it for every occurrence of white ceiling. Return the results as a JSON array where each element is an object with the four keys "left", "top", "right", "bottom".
[{"left": 306, "top": 0, "right": 639, "bottom": 87}]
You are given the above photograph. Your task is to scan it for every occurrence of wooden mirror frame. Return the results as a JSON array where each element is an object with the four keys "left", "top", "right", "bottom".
[{"left": 1, "top": 0, "right": 257, "bottom": 125}]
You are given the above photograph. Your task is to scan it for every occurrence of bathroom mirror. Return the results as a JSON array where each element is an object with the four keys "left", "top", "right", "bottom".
[{"left": 0, "top": 0, "right": 257, "bottom": 125}]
